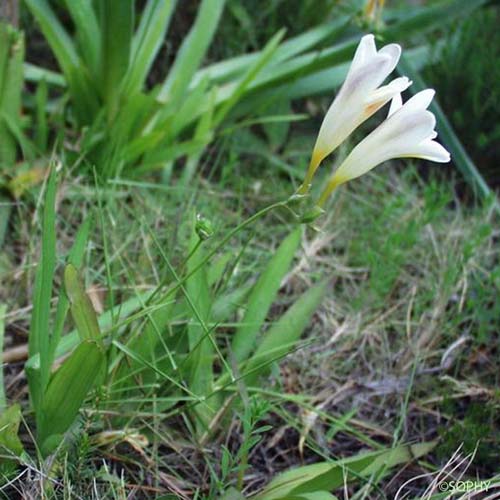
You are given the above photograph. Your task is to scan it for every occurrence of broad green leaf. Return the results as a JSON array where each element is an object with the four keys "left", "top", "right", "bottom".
[
  {"left": 221, "top": 488, "right": 246, "bottom": 500},
  {"left": 243, "top": 279, "right": 328, "bottom": 385},
  {"left": 254, "top": 442, "right": 436, "bottom": 500},
  {"left": 98, "top": 0, "right": 134, "bottom": 106},
  {"left": 212, "top": 284, "right": 252, "bottom": 323},
  {"left": 28, "top": 169, "right": 57, "bottom": 414},
  {"left": 232, "top": 227, "right": 302, "bottom": 363},
  {"left": 49, "top": 216, "right": 92, "bottom": 362},
  {"left": 38, "top": 340, "right": 105, "bottom": 456},
  {"left": 288, "top": 493, "right": 338, "bottom": 500},
  {"left": 64, "top": 264, "right": 101, "bottom": 344},
  {"left": 0, "top": 404, "right": 24, "bottom": 475},
  {"left": 26, "top": 291, "right": 153, "bottom": 373}
]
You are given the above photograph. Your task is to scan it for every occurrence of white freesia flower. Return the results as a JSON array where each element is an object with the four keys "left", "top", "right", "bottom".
[
  {"left": 298, "top": 34, "right": 411, "bottom": 194},
  {"left": 316, "top": 89, "right": 451, "bottom": 206}
]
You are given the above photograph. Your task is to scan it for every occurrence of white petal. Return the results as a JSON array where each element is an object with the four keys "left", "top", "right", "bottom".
[
  {"left": 378, "top": 43, "right": 401, "bottom": 73},
  {"left": 345, "top": 53, "right": 395, "bottom": 97},
  {"left": 404, "top": 139, "right": 451, "bottom": 163},
  {"left": 388, "top": 93, "right": 403, "bottom": 117},
  {"left": 400, "top": 89, "right": 435, "bottom": 114},
  {"left": 365, "top": 76, "right": 411, "bottom": 107},
  {"left": 350, "top": 34, "right": 377, "bottom": 74}
]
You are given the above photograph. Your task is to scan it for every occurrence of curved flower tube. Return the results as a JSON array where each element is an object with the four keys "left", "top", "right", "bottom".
[
  {"left": 298, "top": 34, "right": 411, "bottom": 194},
  {"left": 316, "top": 89, "right": 451, "bottom": 207}
]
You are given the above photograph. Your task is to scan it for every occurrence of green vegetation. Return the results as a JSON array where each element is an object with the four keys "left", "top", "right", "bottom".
[{"left": 0, "top": 0, "right": 498, "bottom": 498}]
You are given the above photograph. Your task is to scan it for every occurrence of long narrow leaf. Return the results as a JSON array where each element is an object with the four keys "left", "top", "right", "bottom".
[
  {"left": 62, "top": 0, "right": 100, "bottom": 79},
  {"left": 23, "top": 0, "right": 98, "bottom": 123},
  {"left": 123, "top": 0, "right": 177, "bottom": 96},
  {"left": 214, "top": 29, "right": 285, "bottom": 126},
  {"left": 64, "top": 264, "right": 102, "bottom": 344},
  {"left": 158, "top": 0, "right": 226, "bottom": 105},
  {"left": 191, "top": 16, "right": 350, "bottom": 88},
  {"left": 232, "top": 228, "right": 302, "bottom": 363},
  {"left": 49, "top": 217, "right": 92, "bottom": 363},
  {"left": 28, "top": 169, "right": 57, "bottom": 413},
  {"left": 254, "top": 442, "right": 436, "bottom": 499},
  {"left": 99, "top": 0, "right": 134, "bottom": 106},
  {"left": 38, "top": 340, "right": 105, "bottom": 456},
  {"left": 243, "top": 280, "right": 328, "bottom": 386}
]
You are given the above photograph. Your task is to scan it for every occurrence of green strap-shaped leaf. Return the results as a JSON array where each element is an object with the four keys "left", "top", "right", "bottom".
[
  {"left": 123, "top": 0, "right": 177, "bottom": 96},
  {"left": 158, "top": 0, "right": 226, "bottom": 105},
  {"left": 98, "top": 0, "right": 134, "bottom": 106},
  {"left": 232, "top": 227, "right": 302, "bottom": 363},
  {"left": 64, "top": 264, "right": 101, "bottom": 344},
  {"left": 49, "top": 217, "right": 92, "bottom": 362},
  {"left": 23, "top": 0, "right": 98, "bottom": 123},
  {"left": 38, "top": 340, "right": 105, "bottom": 456},
  {"left": 61, "top": 0, "right": 101, "bottom": 79},
  {"left": 28, "top": 169, "right": 57, "bottom": 414},
  {"left": 243, "top": 279, "right": 328, "bottom": 386},
  {"left": 253, "top": 442, "right": 436, "bottom": 499},
  {"left": 0, "top": 404, "right": 24, "bottom": 475}
]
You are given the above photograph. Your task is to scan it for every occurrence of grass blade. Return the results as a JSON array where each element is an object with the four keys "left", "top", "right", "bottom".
[
  {"left": 0, "top": 304, "right": 6, "bottom": 411},
  {"left": 186, "top": 228, "right": 216, "bottom": 431}
]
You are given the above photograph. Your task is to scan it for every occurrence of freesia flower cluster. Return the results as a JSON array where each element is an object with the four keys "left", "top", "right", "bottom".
[{"left": 298, "top": 34, "right": 450, "bottom": 210}]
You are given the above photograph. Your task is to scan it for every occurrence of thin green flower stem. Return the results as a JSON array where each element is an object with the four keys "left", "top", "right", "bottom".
[{"left": 181, "top": 237, "right": 203, "bottom": 270}]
